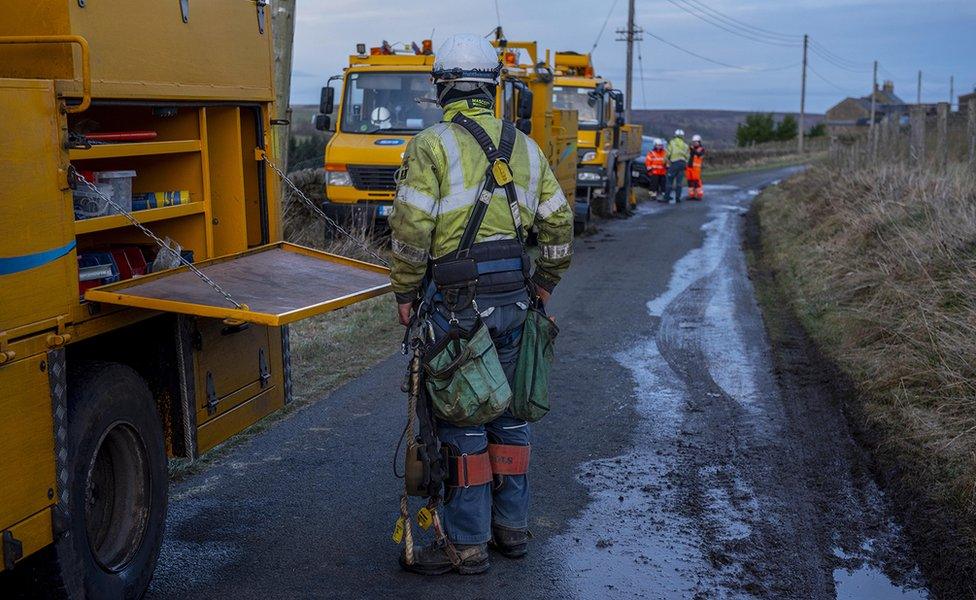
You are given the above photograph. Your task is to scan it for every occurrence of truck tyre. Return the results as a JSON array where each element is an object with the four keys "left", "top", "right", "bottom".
[
  {"left": 614, "top": 167, "right": 632, "bottom": 215},
  {"left": 573, "top": 204, "right": 590, "bottom": 236},
  {"left": 41, "top": 362, "right": 168, "bottom": 599}
]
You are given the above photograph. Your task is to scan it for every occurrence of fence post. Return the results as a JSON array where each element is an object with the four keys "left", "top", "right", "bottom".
[
  {"left": 936, "top": 102, "right": 949, "bottom": 170},
  {"left": 969, "top": 98, "right": 976, "bottom": 165},
  {"left": 910, "top": 106, "right": 925, "bottom": 164}
]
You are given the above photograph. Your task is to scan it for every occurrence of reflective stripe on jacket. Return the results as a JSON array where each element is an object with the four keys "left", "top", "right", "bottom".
[
  {"left": 645, "top": 148, "right": 667, "bottom": 175},
  {"left": 389, "top": 99, "right": 574, "bottom": 298},
  {"left": 666, "top": 137, "right": 690, "bottom": 163}
]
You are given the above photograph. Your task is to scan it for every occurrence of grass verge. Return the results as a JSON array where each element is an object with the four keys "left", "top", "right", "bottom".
[
  {"left": 705, "top": 151, "right": 824, "bottom": 179},
  {"left": 752, "top": 163, "right": 976, "bottom": 596}
]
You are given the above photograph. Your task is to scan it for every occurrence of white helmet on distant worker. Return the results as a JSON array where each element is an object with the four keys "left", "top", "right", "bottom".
[
  {"left": 432, "top": 34, "right": 502, "bottom": 85},
  {"left": 692, "top": 134, "right": 702, "bottom": 142},
  {"left": 674, "top": 129, "right": 685, "bottom": 137},
  {"left": 370, "top": 107, "right": 392, "bottom": 129}
]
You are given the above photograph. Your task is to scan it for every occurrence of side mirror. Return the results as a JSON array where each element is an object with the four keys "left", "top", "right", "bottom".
[
  {"left": 319, "top": 86, "right": 335, "bottom": 116},
  {"left": 314, "top": 113, "right": 331, "bottom": 131},
  {"left": 518, "top": 90, "right": 533, "bottom": 120},
  {"left": 516, "top": 118, "right": 532, "bottom": 135}
]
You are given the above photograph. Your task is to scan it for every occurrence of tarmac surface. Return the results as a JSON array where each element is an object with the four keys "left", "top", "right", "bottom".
[{"left": 148, "top": 167, "right": 930, "bottom": 599}]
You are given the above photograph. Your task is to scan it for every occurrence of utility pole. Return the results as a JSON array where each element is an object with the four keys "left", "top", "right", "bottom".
[
  {"left": 949, "top": 75, "right": 954, "bottom": 110},
  {"left": 916, "top": 69, "right": 922, "bottom": 104},
  {"left": 798, "top": 34, "right": 808, "bottom": 153},
  {"left": 272, "top": 0, "right": 297, "bottom": 173},
  {"left": 615, "top": 0, "right": 642, "bottom": 124},
  {"left": 869, "top": 60, "right": 878, "bottom": 132},
  {"left": 870, "top": 60, "right": 878, "bottom": 156}
]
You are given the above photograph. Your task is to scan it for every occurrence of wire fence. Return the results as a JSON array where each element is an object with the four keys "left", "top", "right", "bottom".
[{"left": 828, "top": 98, "right": 976, "bottom": 171}]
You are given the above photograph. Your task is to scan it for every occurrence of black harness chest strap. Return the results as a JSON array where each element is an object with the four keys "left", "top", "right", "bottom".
[{"left": 450, "top": 114, "right": 522, "bottom": 255}]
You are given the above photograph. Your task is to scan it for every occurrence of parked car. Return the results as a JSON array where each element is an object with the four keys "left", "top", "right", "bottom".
[{"left": 630, "top": 135, "right": 664, "bottom": 189}]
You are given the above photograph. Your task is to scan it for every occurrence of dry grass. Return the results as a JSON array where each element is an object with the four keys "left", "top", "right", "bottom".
[
  {"left": 757, "top": 157, "right": 976, "bottom": 568},
  {"left": 280, "top": 167, "right": 399, "bottom": 404}
]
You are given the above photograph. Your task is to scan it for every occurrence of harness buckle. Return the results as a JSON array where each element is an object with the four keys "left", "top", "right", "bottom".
[{"left": 491, "top": 159, "right": 514, "bottom": 186}]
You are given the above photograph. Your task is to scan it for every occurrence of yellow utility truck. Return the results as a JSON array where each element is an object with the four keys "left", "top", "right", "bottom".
[
  {"left": 314, "top": 41, "right": 440, "bottom": 227},
  {"left": 552, "top": 51, "right": 643, "bottom": 221},
  {"left": 0, "top": 3, "right": 388, "bottom": 597},
  {"left": 314, "top": 38, "right": 578, "bottom": 233},
  {"left": 493, "top": 38, "right": 579, "bottom": 232}
]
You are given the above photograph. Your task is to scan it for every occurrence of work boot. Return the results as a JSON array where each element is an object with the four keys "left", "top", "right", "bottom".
[
  {"left": 489, "top": 524, "right": 531, "bottom": 559},
  {"left": 399, "top": 541, "right": 489, "bottom": 576}
]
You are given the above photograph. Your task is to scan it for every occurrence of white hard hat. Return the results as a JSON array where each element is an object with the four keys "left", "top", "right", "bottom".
[
  {"left": 370, "top": 107, "right": 391, "bottom": 129},
  {"left": 674, "top": 129, "right": 685, "bottom": 137},
  {"left": 432, "top": 34, "right": 502, "bottom": 84},
  {"left": 692, "top": 134, "right": 702, "bottom": 142},
  {"left": 653, "top": 139, "right": 664, "bottom": 148}
]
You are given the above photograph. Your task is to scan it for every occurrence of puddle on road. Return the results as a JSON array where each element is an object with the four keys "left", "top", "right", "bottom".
[
  {"left": 552, "top": 180, "right": 929, "bottom": 599},
  {"left": 832, "top": 546, "right": 929, "bottom": 600},
  {"left": 834, "top": 565, "right": 928, "bottom": 599}
]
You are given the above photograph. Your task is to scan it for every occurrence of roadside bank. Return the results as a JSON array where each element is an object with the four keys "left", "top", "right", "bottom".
[{"left": 748, "top": 165, "right": 976, "bottom": 599}]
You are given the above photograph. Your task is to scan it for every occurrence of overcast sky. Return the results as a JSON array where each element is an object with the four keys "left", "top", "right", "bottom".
[{"left": 291, "top": 0, "right": 976, "bottom": 113}]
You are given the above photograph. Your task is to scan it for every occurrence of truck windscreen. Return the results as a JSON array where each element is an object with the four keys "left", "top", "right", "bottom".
[
  {"left": 341, "top": 72, "right": 442, "bottom": 134},
  {"left": 552, "top": 86, "right": 602, "bottom": 128}
]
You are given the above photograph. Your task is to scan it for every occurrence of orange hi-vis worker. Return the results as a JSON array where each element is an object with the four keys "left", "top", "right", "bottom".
[
  {"left": 686, "top": 134, "right": 705, "bottom": 200},
  {"left": 644, "top": 140, "right": 668, "bottom": 201}
]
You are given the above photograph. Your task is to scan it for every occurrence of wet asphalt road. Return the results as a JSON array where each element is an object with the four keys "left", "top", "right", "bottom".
[{"left": 148, "top": 166, "right": 928, "bottom": 599}]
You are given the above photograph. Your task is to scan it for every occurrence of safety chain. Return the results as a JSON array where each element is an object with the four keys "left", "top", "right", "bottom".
[
  {"left": 261, "top": 156, "right": 391, "bottom": 268},
  {"left": 69, "top": 167, "right": 246, "bottom": 310}
]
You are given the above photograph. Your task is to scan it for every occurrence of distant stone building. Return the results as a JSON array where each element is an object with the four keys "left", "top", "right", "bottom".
[
  {"left": 825, "top": 80, "right": 919, "bottom": 137},
  {"left": 959, "top": 87, "right": 976, "bottom": 114}
]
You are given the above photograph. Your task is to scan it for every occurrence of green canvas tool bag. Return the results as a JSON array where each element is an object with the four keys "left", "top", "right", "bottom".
[
  {"left": 512, "top": 306, "right": 558, "bottom": 422},
  {"left": 424, "top": 321, "right": 512, "bottom": 427}
]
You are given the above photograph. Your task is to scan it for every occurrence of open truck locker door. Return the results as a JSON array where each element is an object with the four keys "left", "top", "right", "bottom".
[{"left": 84, "top": 242, "right": 391, "bottom": 326}]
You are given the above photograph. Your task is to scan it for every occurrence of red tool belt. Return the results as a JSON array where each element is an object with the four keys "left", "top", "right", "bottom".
[
  {"left": 447, "top": 452, "right": 493, "bottom": 488},
  {"left": 488, "top": 444, "right": 531, "bottom": 475},
  {"left": 447, "top": 444, "right": 532, "bottom": 488}
]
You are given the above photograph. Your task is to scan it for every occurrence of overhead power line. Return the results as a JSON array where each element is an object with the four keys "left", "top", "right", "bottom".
[
  {"left": 807, "top": 64, "right": 857, "bottom": 95},
  {"left": 644, "top": 29, "right": 798, "bottom": 73},
  {"left": 663, "top": 0, "right": 800, "bottom": 47},
  {"left": 678, "top": 0, "right": 801, "bottom": 42},
  {"left": 591, "top": 0, "right": 621, "bottom": 52}
]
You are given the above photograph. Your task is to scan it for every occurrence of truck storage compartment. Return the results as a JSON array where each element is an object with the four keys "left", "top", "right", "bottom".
[{"left": 0, "top": 0, "right": 273, "bottom": 102}]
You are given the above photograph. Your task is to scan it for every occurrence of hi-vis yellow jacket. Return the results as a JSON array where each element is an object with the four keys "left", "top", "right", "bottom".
[{"left": 389, "top": 99, "right": 574, "bottom": 302}]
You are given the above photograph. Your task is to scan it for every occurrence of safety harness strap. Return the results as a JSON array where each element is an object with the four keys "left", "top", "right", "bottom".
[
  {"left": 488, "top": 443, "right": 531, "bottom": 475},
  {"left": 446, "top": 451, "right": 493, "bottom": 488},
  {"left": 450, "top": 114, "right": 521, "bottom": 255}
]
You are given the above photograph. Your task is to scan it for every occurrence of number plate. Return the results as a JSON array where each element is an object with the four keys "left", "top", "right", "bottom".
[{"left": 377, "top": 204, "right": 393, "bottom": 217}]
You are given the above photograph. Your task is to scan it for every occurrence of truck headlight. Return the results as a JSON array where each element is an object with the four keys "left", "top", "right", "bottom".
[
  {"left": 578, "top": 171, "right": 602, "bottom": 182},
  {"left": 581, "top": 151, "right": 597, "bottom": 162},
  {"left": 326, "top": 170, "right": 353, "bottom": 187}
]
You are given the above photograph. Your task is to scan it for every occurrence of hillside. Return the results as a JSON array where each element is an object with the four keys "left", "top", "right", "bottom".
[
  {"left": 631, "top": 109, "right": 824, "bottom": 148},
  {"left": 288, "top": 105, "right": 826, "bottom": 151}
]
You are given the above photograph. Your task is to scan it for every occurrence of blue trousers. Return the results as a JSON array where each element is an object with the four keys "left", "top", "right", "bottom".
[
  {"left": 666, "top": 160, "right": 686, "bottom": 201},
  {"left": 427, "top": 288, "right": 530, "bottom": 545}
]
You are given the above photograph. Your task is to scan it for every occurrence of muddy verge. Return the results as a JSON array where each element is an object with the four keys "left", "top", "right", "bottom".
[{"left": 744, "top": 202, "right": 972, "bottom": 600}]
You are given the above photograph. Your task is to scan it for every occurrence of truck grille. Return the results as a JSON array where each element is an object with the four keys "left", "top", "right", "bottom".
[{"left": 347, "top": 165, "right": 398, "bottom": 191}]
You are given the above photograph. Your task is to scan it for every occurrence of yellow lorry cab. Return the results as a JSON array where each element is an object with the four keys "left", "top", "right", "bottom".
[
  {"left": 0, "top": 4, "right": 388, "bottom": 596},
  {"left": 315, "top": 42, "right": 440, "bottom": 226},
  {"left": 552, "top": 51, "right": 643, "bottom": 220},
  {"left": 493, "top": 38, "right": 579, "bottom": 232},
  {"left": 315, "top": 39, "right": 578, "bottom": 234}
]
